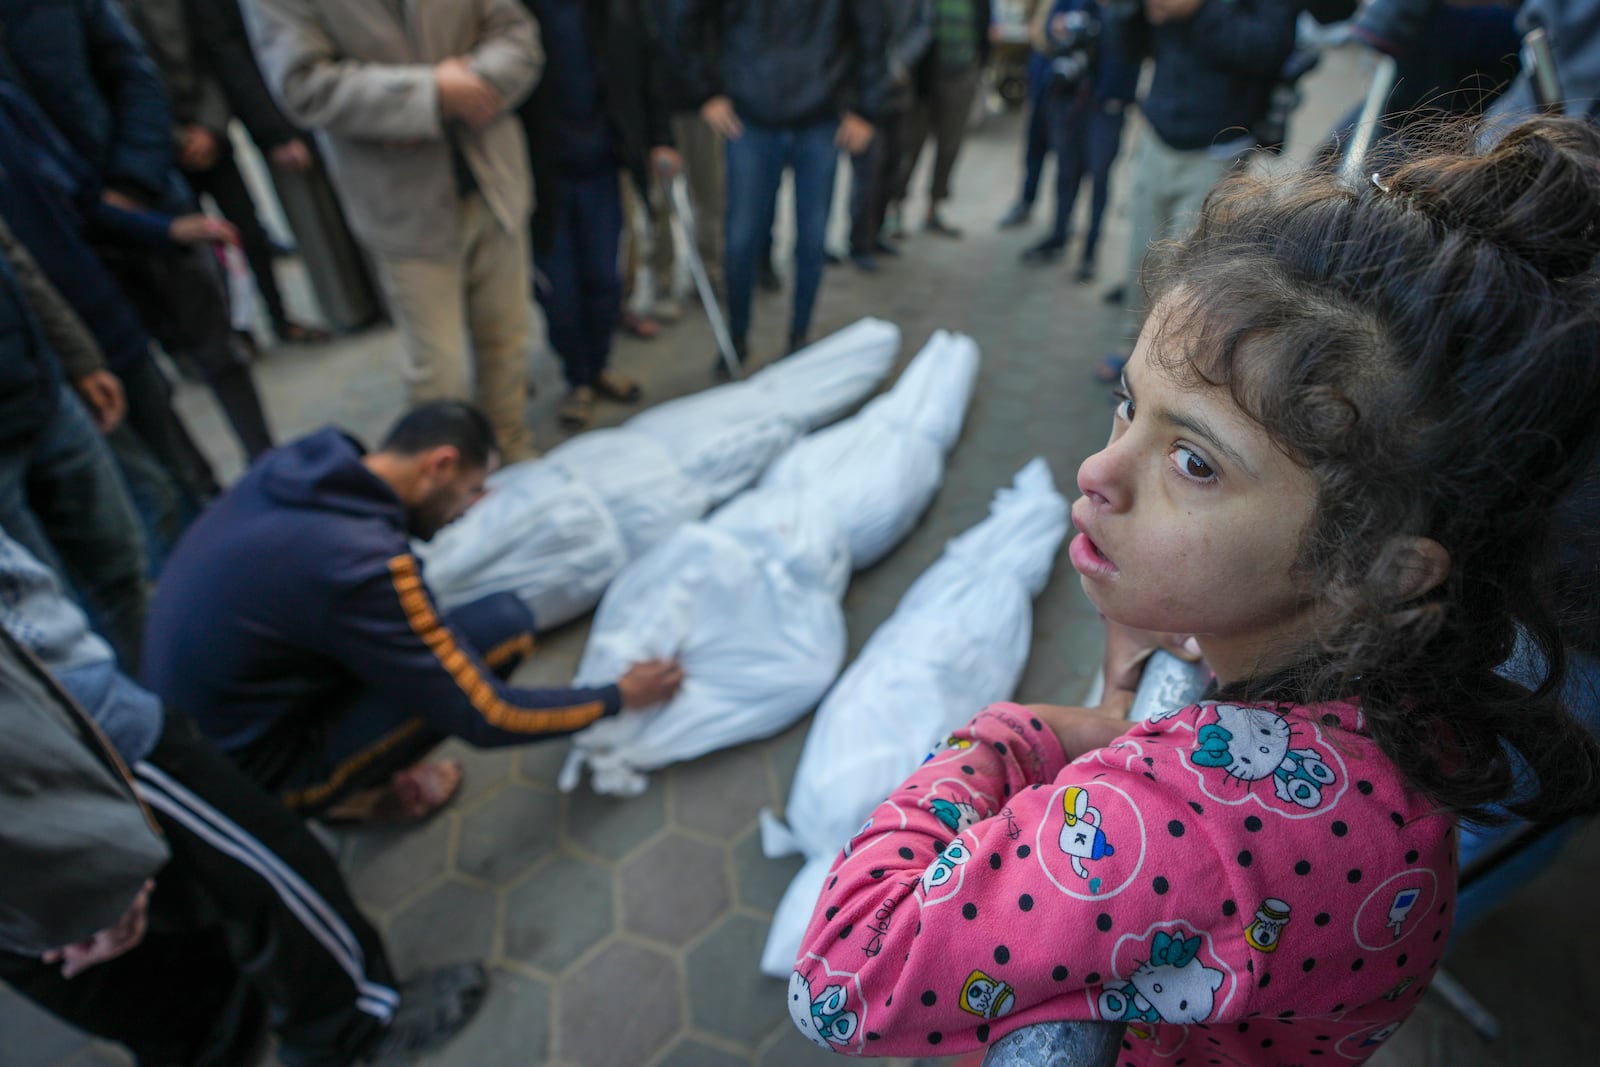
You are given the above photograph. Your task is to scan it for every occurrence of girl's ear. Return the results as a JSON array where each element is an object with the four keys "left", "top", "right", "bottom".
[{"left": 1386, "top": 536, "right": 1452, "bottom": 603}]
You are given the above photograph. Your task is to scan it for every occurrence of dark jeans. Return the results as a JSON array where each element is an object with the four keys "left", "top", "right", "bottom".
[
  {"left": 848, "top": 111, "right": 908, "bottom": 256},
  {"left": 98, "top": 239, "right": 274, "bottom": 463},
  {"left": 725, "top": 119, "right": 839, "bottom": 342},
  {"left": 0, "top": 386, "right": 148, "bottom": 670},
  {"left": 534, "top": 169, "right": 624, "bottom": 390},
  {"left": 1046, "top": 97, "right": 1128, "bottom": 262},
  {"left": 1019, "top": 75, "right": 1053, "bottom": 207},
  {"left": 186, "top": 147, "right": 292, "bottom": 336},
  {"left": 231, "top": 592, "right": 536, "bottom": 815},
  {"left": 0, "top": 710, "right": 395, "bottom": 1067}
]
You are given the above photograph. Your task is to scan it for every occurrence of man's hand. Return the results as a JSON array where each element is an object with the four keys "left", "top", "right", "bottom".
[
  {"left": 700, "top": 95, "right": 744, "bottom": 141},
  {"left": 1023, "top": 703, "right": 1131, "bottom": 761},
  {"left": 650, "top": 145, "right": 682, "bottom": 178},
  {"left": 835, "top": 112, "right": 874, "bottom": 155},
  {"left": 101, "top": 189, "right": 147, "bottom": 212},
  {"left": 269, "top": 138, "right": 315, "bottom": 173},
  {"left": 1145, "top": 0, "right": 1204, "bottom": 25},
  {"left": 617, "top": 658, "right": 685, "bottom": 709},
  {"left": 41, "top": 880, "right": 153, "bottom": 980},
  {"left": 178, "top": 125, "right": 222, "bottom": 171},
  {"left": 169, "top": 214, "right": 240, "bottom": 246},
  {"left": 73, "top": 371, "right": 126, "bottom": 434},
  {"left": 435, "top": 57, "right": 504, "bottom": 130}
]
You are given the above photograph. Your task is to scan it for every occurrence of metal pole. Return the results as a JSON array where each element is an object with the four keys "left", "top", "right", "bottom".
[
  {"left": 1339, "top": 54, "right": 1400, "bottom": 189},
  {"left": 660, "top": 171, "right": 742, "bottom": 378}
]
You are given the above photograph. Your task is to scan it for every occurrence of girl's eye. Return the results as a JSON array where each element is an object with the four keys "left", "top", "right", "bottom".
[
  {"left": 1171, "top": 446, "right": 1217, "bottom": 483},
  {"left": 1111, "top": 388, "right": 1135, "bottom": 422}
]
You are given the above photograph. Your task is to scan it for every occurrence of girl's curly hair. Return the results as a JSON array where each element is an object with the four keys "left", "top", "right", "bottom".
[{"left": 1145, "top": 115, "right": 1600, "bottom": 826}]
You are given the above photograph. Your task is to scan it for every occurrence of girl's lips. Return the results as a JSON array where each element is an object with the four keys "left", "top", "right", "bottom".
[{"left": 1069, "top": 530, "right": 1118, "bottom": 578}]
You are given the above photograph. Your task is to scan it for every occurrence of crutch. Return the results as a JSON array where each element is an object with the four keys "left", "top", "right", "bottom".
[
  {"left": 658, "top": 168, "right": 742, "bottom": 378},
  {"left": 1339, "top": 54, "right": 1400, "bottom": 189}
]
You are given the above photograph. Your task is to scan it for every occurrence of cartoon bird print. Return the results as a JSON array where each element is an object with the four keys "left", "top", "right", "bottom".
[{"left": 1057, "top": 785, "right": 1115, "bottom": 879}]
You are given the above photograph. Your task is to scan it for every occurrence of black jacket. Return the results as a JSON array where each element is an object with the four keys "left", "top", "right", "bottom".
[
  {"left": 184, "top": 0, "right": 303, "bottom": 152},
  {"left": 0, "top": 0, "right": 184, "bottom": 208},
  {"left": 1115, "top": 0, "right": 1297, "bottom": 152},
  {"left": 0, "top": 240, "right": 61, "bottom": 447},
  {"left": 520, "top": 0, "right": 675, "bottom": 252},
  {"left": 669, "top": 0, "right": 888, "bottom": 128}
]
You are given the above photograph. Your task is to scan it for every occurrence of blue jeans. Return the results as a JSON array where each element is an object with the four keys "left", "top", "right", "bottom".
[
  {"left": 534, "top": 169, "right": 624, "bottom": 389},
  {"left": 0, "top": 386, "right": 149, "bottom": 669},
  {"left": 725, "top": 119, "right": 839, "bottom": 343},
  {"left": 1019, "top": 67, "right": 1053, "bottom": 207}
]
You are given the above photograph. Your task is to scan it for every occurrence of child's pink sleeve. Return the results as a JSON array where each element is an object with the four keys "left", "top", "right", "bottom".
[{"left": 788, "top": 702, "right": 1248, "bottom": 1058}]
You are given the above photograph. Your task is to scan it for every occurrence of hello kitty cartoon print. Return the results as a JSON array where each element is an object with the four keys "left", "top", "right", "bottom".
[
  {"left": 1097, "top": 925, "right": 1232, "bottom": 1040},
  {"left": 788, "top": 963, "right": 861, "bottom": 1050},
  {"left": 1187, "top": 703, "right": 1344, "bottom": 813}
]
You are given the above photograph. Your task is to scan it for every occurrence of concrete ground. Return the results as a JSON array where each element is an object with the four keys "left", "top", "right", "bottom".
[{"left": 5, "top": 43, "right": 1597, "bottom": 1067}]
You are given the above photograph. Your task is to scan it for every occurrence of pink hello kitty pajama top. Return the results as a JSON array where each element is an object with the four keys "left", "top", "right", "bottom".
[{"left": 790, "top": 700, "right": 1458, "bottom": 1066}]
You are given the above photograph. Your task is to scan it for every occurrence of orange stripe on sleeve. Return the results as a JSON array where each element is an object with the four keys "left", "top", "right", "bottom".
[{"left": 385, "top": 555, "right": 605, "bottom": 736}]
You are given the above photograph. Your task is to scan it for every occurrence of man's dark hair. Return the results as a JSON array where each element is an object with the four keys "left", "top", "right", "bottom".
[{"left": 379, "top": 401, "right": 499, "bottom": 469}]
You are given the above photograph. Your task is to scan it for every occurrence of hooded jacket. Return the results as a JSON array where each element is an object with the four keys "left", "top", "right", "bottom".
[{"left": 142, "top": 428, "right": 622, "bottom": 753}]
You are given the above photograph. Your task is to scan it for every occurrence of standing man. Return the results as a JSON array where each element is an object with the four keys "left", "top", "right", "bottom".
[
  {"left": 1109, "top": 0, "right": 1296, "bottom": 333},
  {"left": 518, "top": 0, "right": 679, "bottom": 431},
  {"left": 892, "top": 0, "right": 991, "bottom": 239},
  {"left": 246, "top": 0, "right": 545, "bottom": 461},
  {"left": 670, "top": 0, "right": 887, "bottom": 371},
  {"left": 848, "top": 0, "right": 934, "bottom": 272},
  {"left": 0, "top": 0, "right": 277, "bottom": 466}
]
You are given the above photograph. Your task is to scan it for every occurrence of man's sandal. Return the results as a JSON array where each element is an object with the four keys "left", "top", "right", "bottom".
[{"left": 593, "top": 370, "right": 642, "bottom": 403}]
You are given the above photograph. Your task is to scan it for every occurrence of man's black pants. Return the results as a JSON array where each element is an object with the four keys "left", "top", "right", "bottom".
[{"left": 0, "top": 712, "right": 395, "bottom": 1067}]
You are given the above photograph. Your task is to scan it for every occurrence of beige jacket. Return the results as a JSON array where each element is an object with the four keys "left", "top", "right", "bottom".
[{"left": 245, "top": 0, "right": 542, "bottom": 259}]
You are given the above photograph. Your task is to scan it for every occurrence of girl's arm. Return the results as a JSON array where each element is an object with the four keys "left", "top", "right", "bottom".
[{"left": 791, "top": 703, "right": 1247, "bottom": 1058}]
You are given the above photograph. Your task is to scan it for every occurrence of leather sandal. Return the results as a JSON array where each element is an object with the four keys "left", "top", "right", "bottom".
[{"left": 593, "top": 370, "right": 641, "bottom": 403}]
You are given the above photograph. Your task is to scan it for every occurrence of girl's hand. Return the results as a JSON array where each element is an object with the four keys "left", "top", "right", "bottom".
[
  {"left": 169, "top": 215, "right": 239, "bottom": 246},
  {"left": 1103, "top": 618, "right": 1203, "bottom": 699},
  {"left": 1022, "top": 703, "right": 1132, "bottom": 761}
]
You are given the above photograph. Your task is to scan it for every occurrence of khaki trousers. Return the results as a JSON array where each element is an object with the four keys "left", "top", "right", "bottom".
[
  {"left": 373, "top": 194, "right": 533, "bottom": 461},
  {"left": 1122, "top": 129, "right": 1240, "bottom": 336}
]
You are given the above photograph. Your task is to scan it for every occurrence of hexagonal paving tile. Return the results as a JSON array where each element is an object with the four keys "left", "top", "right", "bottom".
[
  {"left": 557, "top": 940, "right": 681, "bottom": 1067},
  {"left": 563, "top": 778, "right": 667, "bottom": 861},
  {"left": 341, "top": 815, "right": 454, "bottom": 911},
  {"left": 455, "top": 783, "right": 561, "bottom": 885},
  {"left": 384, "top": 879, "right": 498, "bottom": 977},
  {"left": 503, "top": 853, "right": 614, "bottom": 973},
  {"left": 621, "top": 832, "right": 731, "bottom": 946},
  {"left": 731, "top": 824, "right": 804, "bottom": 915},
  {"left": 419, "top": 966, "right": 550, "bottom": 1067},
  {"left": 654, "top": 1036, "right": 751, "bottom": 1067},
  {"left": 518, "top": 738, "right": 571, "bottom": 789},
  {"left": 687, "top": 914, "right": 790, "bottom": 1048},
  {"left": 764, "top": 718, "right": 812, "bottom": 808},
  {"left": 667, "top": 743, "right": 775, "bottom": 841}
]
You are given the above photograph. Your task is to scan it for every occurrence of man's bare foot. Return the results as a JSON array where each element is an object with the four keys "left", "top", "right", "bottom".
[{"left": 324, "top": 759, "right": 464, "bottom": 827}]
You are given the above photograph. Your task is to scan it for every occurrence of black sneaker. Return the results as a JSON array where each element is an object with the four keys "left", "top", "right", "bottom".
[
  {"left": 1075, "top": 255, "right": 1097, "bottom": 283},
  {"left": 361, "top": 962, "right": 488, "bottom": 1064},
  {"left": 1021, "top": 236, "right": 1066, "bottom": 264},
  {"left": 872, "top": 238, "right": 901, "bottom": 257}
]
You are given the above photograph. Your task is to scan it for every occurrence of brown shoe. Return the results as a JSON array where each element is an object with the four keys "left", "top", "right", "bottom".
[
  {"left": 593, "top": 370, "right": 642, "bottom": 403},
  {"left": 560, "top": 386, "right": 596, "bottom": 429}
]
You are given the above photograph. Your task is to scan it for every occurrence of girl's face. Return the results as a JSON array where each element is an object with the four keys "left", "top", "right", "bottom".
[{"left": 1071, "top": 306, "right": 1322, "bottom": 685}]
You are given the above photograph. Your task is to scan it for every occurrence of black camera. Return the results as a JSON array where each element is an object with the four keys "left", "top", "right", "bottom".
[{"left": 1046, "top": 8, "right": 1103, "bottom": 96}]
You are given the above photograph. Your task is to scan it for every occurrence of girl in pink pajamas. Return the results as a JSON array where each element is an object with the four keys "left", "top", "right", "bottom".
[{"left": 791, "top": 116, "right": 1600, "bottom": 1065}]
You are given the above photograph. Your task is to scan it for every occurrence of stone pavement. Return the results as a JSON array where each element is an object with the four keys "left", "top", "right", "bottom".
[{"left": 6, "top": 44, "right": 1596, "bottom": 1067}]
